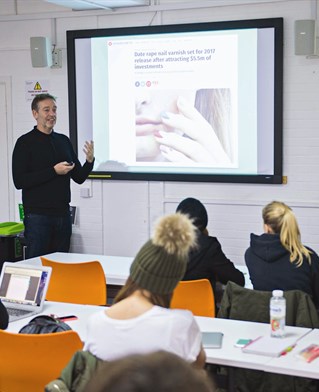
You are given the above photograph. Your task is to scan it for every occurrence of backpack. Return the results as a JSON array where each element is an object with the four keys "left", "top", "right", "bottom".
[{"left": 19, "top": 315, "right": 72, "bottom": 334}]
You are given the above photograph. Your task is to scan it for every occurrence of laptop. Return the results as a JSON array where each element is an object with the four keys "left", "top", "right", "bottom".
[{"left": 0, "top": 262, "right": 52, "bottom": 323}]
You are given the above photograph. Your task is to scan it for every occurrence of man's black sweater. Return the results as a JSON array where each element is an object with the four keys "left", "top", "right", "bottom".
[{"left": 12, "top": 127, "right": 94, "bottom": 216}]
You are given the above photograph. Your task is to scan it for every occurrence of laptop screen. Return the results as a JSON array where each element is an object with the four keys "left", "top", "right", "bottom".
[{"left": 0, "top": 265, "right": 50, "bottom": 307}]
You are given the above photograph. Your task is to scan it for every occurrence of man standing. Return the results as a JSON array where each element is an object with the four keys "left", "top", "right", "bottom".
[{"left": 12, "top": 93, "right": 94, "bottom": 259}]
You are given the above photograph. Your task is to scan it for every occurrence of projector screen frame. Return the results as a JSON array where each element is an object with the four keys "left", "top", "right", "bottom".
[{"left": 67, "top": 17, "right": 283, "bottom": 184}]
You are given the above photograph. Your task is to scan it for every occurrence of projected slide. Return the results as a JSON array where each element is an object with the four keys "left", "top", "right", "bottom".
[
  {"left": 95, "top": 32, "right": 240, "bottom": 170},
  {"left": 69, "top": 18, "right": 283, "bottom": 183}
]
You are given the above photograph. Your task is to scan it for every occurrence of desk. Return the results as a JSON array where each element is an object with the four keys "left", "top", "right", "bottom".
[
  {"left": 264, "top": 328, "right": 319, "bottom": 380},
  {"left": 7, "top": 301, "right": 313, "bottom": 373},
  {"left": 196, "top": 317, "right": 317, "bottom": 391},
  {"left": 18, "top": 252, "right": 132, "bottom": 286},
  {"left": 19, "top": 252, "right": 251, "bottom": 288},
  {"left": 195, "top": 316, "right": 312, "bottom": 372},
  {"left": 6, "top": 301, "right": 318, "bottom": 392},
  {"left": 236, "top": 264, "right": 252, "bottom": 289},
  {"left": 7, "top": 301, "right": 101, "bottom": 342}
]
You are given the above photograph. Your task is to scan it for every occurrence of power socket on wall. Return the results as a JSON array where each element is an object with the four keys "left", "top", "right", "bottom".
[
  {"left": 80, "top": 188, "right": 91, "bottom": 198},
  {"left": 51, "top": 48, "right": 62, "bottom": 68}
]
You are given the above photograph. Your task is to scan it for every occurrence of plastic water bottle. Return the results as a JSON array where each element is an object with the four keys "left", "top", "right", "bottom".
[{"left": 270, "top": 289, "right": 286, "bottom": 338}]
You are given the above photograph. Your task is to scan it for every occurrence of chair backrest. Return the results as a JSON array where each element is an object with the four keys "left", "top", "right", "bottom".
[
  {"left": 0, "top": 329, "right": 83, "bottom": 392},
  {"left": 170, "top": 279, "right": 215, "bottom": 317},
  {"left": 41, "top": 256, "right": 107, "bottom": 305},
  {"left": 218, "top": 281, "right": 319, "bottom": 328}
]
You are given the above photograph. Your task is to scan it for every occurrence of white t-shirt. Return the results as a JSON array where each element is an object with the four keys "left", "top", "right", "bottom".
[{"left": 84, "top": 305, "right": 202, "bottom": 362}]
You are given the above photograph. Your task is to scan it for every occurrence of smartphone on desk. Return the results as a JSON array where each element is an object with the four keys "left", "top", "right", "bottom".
[
  {"left": 234, "top": 338, "right": 252, "bottom": 348},
  {"left": 58, "top": 315, "right": 78, "bottom": 322},
  {"left": 202, "top": 332, "right": 224, "bottom": 349}
]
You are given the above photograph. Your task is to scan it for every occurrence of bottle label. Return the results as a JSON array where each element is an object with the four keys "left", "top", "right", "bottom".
[
  {"left": 271, "top": 316, "right": 285, "bottom": 332},
  {"left": 270, "top": 305, "right": 285, "bottom": 318},
  {"left": 270, "top": 301, "right": 285, "bottom": 337}
]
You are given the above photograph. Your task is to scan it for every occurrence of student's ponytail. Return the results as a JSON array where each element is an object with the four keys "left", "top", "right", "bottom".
[{"left": 263, "top": 201, "right": 311, "bottom": 267}]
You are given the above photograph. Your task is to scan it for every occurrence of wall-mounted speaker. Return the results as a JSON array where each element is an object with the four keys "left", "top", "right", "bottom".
[
  {"left": 30, "top": 37, "right": 53, "bottom": 67},
  {"left": 294, "top": 20, "right": 316, "bottom": 55}
]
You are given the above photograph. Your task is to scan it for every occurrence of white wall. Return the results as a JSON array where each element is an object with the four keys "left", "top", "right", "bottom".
[{"left": 1, "top": 0, "right": 319, "bottom": 265}]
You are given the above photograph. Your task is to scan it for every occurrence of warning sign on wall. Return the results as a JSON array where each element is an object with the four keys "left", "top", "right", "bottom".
[{"left": 25, "top": 80, "right": 50, "bottom": 101}]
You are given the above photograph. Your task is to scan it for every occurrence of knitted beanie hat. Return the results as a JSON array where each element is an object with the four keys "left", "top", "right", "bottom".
[
  {"left": 129, "top": 213, "right": 197, "bottom": 295},
  {"left": 176, "top": 198, "right": 208, "bottom": 232}
]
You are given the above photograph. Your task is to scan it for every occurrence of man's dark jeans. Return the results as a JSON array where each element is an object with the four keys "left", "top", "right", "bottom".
[{"left": 24, "top": 213, "right": 72, "bottom": 259}]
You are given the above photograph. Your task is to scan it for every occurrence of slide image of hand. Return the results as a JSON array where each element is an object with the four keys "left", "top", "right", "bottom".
[
  {"left": 135, "top": 89, "right": 234, "bottom": 166},
  {"left": 155, "top": 95, "right": 232, "bottom": 166},
  {"left": 135, "top": 90, "right": 196, "bottom": 162}
]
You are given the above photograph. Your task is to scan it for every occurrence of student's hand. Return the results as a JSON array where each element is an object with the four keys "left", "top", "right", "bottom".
[
  {"left": 83, "top": 140, "right": 94, "bottom": 163},
  {"left": 54, "top": 161, "right": 75, "bottom": 175},
  {"left": 192, "top": 345, "right": 207, "bottom": 369},
  {"left": 155, "top": 96, "right": 231, "bottom": 165}
]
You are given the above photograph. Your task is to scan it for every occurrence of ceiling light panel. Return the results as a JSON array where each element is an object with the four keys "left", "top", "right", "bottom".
[{"left": 44, "top": 0, "right": 149, "bottom": 11}]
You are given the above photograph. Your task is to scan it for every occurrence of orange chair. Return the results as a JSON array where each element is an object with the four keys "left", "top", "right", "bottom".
[
  {"left": 171, "top": 279, "right": 215, "bottom": 317},
  {"left": 0, "top": 329, "right": 83, "bottom": 392},
  {"left": 41, "top": 256, "right": 107, "bottom": 305}
]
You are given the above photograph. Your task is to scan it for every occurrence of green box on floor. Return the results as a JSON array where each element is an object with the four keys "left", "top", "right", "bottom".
[
  {"left": 0, "top": 222, "right": 25, "bottom": 270},
  {"left": 0, "top": 222, "right": 24, "bottom": 236}
]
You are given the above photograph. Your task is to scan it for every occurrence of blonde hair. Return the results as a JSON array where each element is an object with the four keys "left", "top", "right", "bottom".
[{"left": 262, "top": 201, "right": 311, "bottom": 267}]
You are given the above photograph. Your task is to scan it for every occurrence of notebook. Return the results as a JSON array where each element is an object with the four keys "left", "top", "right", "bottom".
[
  {"left": 0, "top": 262, "right": 52, "bottom": 323},
  {"left": 242, "top": 335, "right": 298, "bottom": 357}
]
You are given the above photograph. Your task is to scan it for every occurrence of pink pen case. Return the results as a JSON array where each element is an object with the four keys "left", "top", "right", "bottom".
[{"left": 296, "top": 344, "right": 319, "bottom": 363}]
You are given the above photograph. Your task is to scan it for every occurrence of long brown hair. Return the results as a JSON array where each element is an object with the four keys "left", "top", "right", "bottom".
[
  {"left": 114, "top": 277, "right": 172, "bottom": 308},
  {"left": 262, "top": 201, "right": 311, "bottom": 266}
]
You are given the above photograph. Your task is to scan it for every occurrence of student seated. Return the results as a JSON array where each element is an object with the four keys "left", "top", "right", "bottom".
[
  {"left": 0, "top": 299, "right": 8, "bottom": 330},
  {"left": 245, "top": 200, "right": 319, "bottom": 307},
  {"left": 83, "top": 351, "right": 216, "bottom": 392},
  {"left": 176, "top": 197, "right": 245, "bottom": 294},
  {"left": 84, "top": 213, "right": 206, "bottom": 368}
]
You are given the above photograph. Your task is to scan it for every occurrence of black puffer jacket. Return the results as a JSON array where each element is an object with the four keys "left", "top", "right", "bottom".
[
  {"left": 183, "top": 230, "right": 245, "bottom": 293},
  {"left": 0, "top": 300, "right": 8, "bottom": 330}
]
